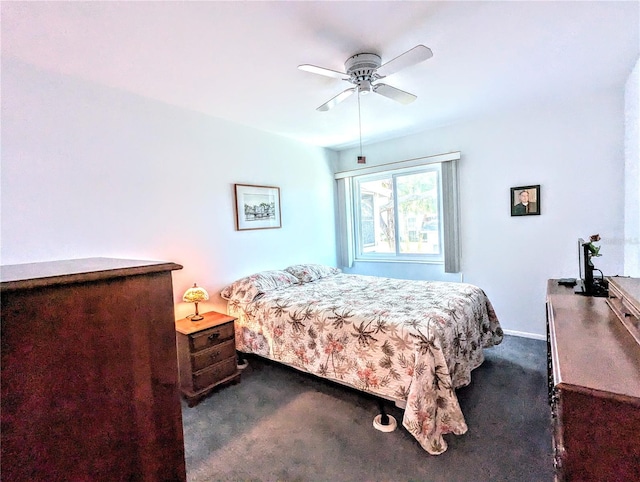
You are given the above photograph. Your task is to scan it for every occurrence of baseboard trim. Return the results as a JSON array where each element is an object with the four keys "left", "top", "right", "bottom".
[{"left": 503, "top": 329, "right": 545, "bottom": 341}]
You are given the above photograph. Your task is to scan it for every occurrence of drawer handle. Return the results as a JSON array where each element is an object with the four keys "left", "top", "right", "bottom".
[
  {"left": 207, "top": 333, "right": 220, "bottom": 342},
  {"left": 210, "top": 350, "right": 221, "bottom": 359}
]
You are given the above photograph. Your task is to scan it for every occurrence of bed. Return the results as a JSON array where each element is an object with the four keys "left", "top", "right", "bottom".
[{"left": 222, "top": 264, "right": 503, "bottom": 455}]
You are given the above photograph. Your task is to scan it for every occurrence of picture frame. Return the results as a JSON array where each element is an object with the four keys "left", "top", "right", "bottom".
[
  {"left": 510, "top": 185, "right": 540, "bottom": 216},
  {"left": 234, "top": 184, "right": 282, "bottom": 230}
]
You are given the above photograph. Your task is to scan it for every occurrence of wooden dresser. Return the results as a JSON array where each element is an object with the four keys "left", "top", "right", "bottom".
[
  {"left": 546, "top": 278, "right": 640, "bottom": 481},
  {"left": 1, "top": 258, "right": 187, "bottom": 482},
  {"left": 175, "top": 311, "right": 241, "bottom": 407}
]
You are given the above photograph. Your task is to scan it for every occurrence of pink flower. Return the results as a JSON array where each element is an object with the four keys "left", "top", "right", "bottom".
[
  {"left": 324, "top": 339, "right": 344, "bottom": 354},
  {"left": 357, "top": 367, "right": 379, "bottom": 387},
  {"left": 295, "top": 348, "right": 308, "bottom": 363}
]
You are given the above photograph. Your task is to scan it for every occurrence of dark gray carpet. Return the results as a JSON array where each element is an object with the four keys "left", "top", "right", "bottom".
[{"left": 181, "top": 335, "right": 553, "bottom": 481}]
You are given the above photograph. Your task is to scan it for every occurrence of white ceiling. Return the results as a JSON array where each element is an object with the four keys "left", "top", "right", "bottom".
[{"left": 2, "top": 1, "right": 639, "bottom": 150}]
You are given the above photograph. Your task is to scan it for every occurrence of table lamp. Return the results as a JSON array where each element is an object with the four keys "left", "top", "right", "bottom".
[{"left": 182, "top": 283, "right": 209, "bottom": 321}]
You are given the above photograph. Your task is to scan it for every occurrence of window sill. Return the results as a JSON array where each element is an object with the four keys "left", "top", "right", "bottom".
[{"left": 354, "top": 258, "right": 444, "bottom": 265}]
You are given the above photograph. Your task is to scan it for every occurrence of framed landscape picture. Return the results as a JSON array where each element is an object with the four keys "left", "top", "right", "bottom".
[
  {"left": 234, "top": 184, "right": 281, "bottom": 230},
  {"left": 510, "top": 185, "right": 540, "bottom": 216}
]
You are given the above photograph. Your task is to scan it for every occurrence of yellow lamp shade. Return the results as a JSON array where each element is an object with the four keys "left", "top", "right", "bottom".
[
  {"left": 183, "top": 283, "right": 209, "bottom": 321},
  {"left": 183, "top": 283, "right": 209, "bottom": 303}
]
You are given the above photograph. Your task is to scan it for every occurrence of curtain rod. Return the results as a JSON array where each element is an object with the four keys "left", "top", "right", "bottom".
[{"left": 334, "top": 151, "right": 461, "bottom": 179}]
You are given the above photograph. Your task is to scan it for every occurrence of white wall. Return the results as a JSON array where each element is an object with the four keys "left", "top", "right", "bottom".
[
  {"left": 625, "top": 57, "right": 640, "bottom": 277},
  {"left": 1, "top": 58, "right": 338, "bottom": 318},
  {"left": 337, "top": 89, "right": 626, "bottom": 338}
]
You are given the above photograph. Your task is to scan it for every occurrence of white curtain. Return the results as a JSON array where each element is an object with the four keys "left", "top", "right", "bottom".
[
  {"left": 336, "top": 177, "right": 354, "bottom": 268},
  {"left": 442, "top": 159, "right": 461, "bottom": 273}
]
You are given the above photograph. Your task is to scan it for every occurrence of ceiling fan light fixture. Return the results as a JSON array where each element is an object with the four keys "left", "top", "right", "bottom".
[{"left": 358, "top": 79, "right": 372, "bottom": 94}]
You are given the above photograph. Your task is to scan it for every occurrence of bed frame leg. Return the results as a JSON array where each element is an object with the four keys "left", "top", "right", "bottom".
[
  {"left": 372, "top": 399, "right": 397, "bottom": 433},
  {"left": 237, "top": 351, "right": 249, "bottom": 370},
  {"left": 378, "top": 400, "right": 390, "bottom": 426}
]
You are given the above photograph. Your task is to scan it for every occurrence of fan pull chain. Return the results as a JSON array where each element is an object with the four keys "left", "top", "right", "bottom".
[{"left": 357, "top": 91, "right": 366, "bottom": 164}]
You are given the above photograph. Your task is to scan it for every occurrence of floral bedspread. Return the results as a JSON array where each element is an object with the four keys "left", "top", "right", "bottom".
[{"left": 226, "top": 273, "right": 503, "bottom": 455}]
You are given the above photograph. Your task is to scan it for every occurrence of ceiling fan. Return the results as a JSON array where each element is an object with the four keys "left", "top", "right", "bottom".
[{"left": 298, "top": 45, "right": 433, "bottom": 112}]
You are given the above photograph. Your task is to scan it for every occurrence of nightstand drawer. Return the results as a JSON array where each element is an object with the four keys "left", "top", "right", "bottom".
[
  {"left": 190, "top": 322, "right": 234, "bottom": 352},
  {"left": 191, "top": 339, "right": 236, "bottom": 372},
  {"left": 192, "top": 358, "right": 237, "bottom": 392}
]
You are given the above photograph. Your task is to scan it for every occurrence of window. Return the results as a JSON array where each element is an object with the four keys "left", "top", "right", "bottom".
[
  {"left": 335, "top": 152, "right": 460, "bottom": 272},
  {"left": 354, "top": 165, "right": 442, "bottom": 261}
]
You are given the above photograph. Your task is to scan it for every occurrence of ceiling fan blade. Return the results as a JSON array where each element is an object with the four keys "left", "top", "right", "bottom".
[
  {"left": 373, "top": 83, "right": 417, "bottom": 105},
  {"left": 317, "top": 88, "right": 356, "bottom": 111},
  {"left": 376, "top": 45, "right": 433, "bottom": 78},
  {"left": 298, "top": 64, "right": 349, "bottom": 80}
]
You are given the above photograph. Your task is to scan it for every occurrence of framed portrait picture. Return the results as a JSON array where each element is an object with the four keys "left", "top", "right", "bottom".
[
  {"left": 234, "top": 184, "right": 282, "bottom": 230},
  {"left": 510, "top": 185, "right": 540, "bottom": 216}
]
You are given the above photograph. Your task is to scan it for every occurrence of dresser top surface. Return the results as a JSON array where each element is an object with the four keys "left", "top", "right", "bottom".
[
  {"left": 1, "top": 257, "right": 183, "bottom": 290},
  {"left": 547, "top": 280, "right": 640, "bottom": 400}
]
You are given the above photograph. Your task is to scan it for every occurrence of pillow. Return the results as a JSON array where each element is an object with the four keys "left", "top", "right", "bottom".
[
  {"left": 221, "top": 270, "right": 299, "bottom": 303},
  {"left": 284, "top": 264, "right": 341, "bottom": 283}
]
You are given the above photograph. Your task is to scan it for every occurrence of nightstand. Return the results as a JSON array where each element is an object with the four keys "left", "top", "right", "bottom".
[{"left": 175, "top": 311, "right": 241, "bottom": 407}]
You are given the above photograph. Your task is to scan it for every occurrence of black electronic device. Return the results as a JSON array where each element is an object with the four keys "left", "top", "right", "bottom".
[
  {"left": 574, "top": 238, "right": 608, "bottom": 297},
  {"left": 558, "top": 278, "right": 577, "bottom": 287}
]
